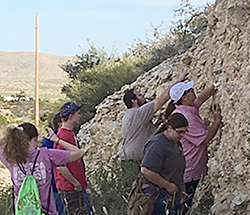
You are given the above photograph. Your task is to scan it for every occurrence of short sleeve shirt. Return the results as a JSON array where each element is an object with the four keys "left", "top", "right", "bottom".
[
  {"left": 119, "top": 101, "right": 157, "bottom": 160},
  {"left": 0, "top": 147, "right": 70, "bottom": 215},
  {"left": 54, "top": 127, "right": 87, "bottom": 190},
  {"left": 141, "top": 133, "right": 185, "bottom": 199},
  {"left": 173, "top": 99, "right": 208, "bottom": 182}
]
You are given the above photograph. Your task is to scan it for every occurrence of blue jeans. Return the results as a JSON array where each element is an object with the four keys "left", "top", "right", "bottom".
[
  {"left": 183, "top": 179, "right": 199, "bottom": 214},
  {"left": 54, "top": 191, "right": 65, "bottom": 215},
  {"left": 82, "top": 188, "right": 94, "bottom": 215}
]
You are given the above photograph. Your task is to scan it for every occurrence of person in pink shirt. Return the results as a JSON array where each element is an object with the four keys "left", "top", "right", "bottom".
[
  {"left": 169, "top": 81, "right": 222, "bottom": 214},
  {"left": 0, "top": 122, "right": 86, "bottom": 215}
]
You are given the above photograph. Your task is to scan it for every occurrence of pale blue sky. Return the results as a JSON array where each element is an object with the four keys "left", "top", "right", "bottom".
[{"left": 0, "top": 0, "right": 215, "bottom": 56}]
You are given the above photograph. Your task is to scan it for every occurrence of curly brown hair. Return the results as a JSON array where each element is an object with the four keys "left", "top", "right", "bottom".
[{"left": 3, "top": 127, "right": 30, "bottom": 164}]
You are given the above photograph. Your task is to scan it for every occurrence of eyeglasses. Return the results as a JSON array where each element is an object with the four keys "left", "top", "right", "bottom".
[
  {"left": 184, "top": 88, "right": 194, "bottom": 94},
  {"left": 174, "top": 128, "right": 188, "bottom": 135}
]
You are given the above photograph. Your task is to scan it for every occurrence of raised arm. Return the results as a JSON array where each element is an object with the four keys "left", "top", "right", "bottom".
[
  {"left": 197, "top": 85, "right": 216, "bottom": 107},
  {"left": 141, "top": 167, "right": 178, "bottom": 194},
  {"left": 154, "top": 73, "right": 189, "bottom": 113},
  {"left": 68, "top": 149, "right": 86, "bottom": 163},
  {"left": 46, "top": 127, "right": 79, "bottom": 152}
]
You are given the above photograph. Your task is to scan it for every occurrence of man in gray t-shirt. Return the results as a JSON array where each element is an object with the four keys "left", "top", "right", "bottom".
[
  {"left": 120, "top": 101, "right": 157, "bottom": 160},
  {"left": 119, "top": 86, "right": 175, "bottom": 161}
]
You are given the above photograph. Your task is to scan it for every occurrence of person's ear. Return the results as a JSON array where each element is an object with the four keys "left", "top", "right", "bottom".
[
  {"left": 68, "top": 113, "right": 74, "bottom": 120},
  {"left": 31, "top": 136, "right": 38, "bottom": 143},
  {"left": 165, "top": 125, "right": 172, "bottom": 133},
  {"left": 181, "top": 95, "right": 187, "bottom": 102},
  {"left": 131, "top": 98, "right": 138, "bottom": 105}
]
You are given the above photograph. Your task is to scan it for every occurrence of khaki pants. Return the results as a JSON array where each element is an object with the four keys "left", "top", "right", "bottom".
[{"left": 121, "top": 160, "right": 141, "bottom": 195}]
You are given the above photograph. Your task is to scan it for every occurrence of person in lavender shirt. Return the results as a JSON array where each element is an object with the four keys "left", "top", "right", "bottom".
[
  {"left": 0, "top": 123, "right": 86, "bottom": 215},
  {"left": 169, "top": 81, "right": 222, "bottom": 214}
]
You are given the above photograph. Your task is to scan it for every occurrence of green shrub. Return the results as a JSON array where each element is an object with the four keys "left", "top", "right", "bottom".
[
  {"left": 10, "top": 91, "right": 28, "bottom": 102},
  {"left": 89, "top": 158, "right": 139, "bottom": 215},
  {"left": 61, "top": 52, "right": 144, "bottom": 127},
  {"left": 130, "top": 0, "right": 208, "bottom": 72},
  {"left": 0, "top": 95, "right": 5, "bottom": 102},
  {"left": 0, "top": 113, "right": 9, "bottom": 126}
]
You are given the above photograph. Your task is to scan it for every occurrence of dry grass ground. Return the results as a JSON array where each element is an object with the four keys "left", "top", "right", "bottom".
[
  {"left": 0, "top": 51, "right": 75, "bottom": 99},
  {"left": 0, "top": 51, "right": 75, "bottom": 183}
]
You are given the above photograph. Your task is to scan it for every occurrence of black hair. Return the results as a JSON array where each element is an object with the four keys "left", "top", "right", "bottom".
[
  {"left": 52, "top": 113, "right": 62, "bottom": 130},
  {"left": 164, "top": 99, "right": 183, "bottom": 120},
  {"left": 156, "top": 113, "right": 188, "bottom": 134},
  {"left": 123, "top": 89, "right": 137, "bottom": 108},
  {"left": 18, "top": 123, "right": 38, "bottom": 141}
]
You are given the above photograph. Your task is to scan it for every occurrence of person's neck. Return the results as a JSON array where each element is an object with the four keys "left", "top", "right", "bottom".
[
  {"left": 163, "top": 131, "right": 179, "bottom": 149},
  {"left": 181, "top": 99, "right": 194, "bottom": 106},
  {"left": 28, "top": 143, "right": 37, "bottom": 151},
  {"left": 132, "top": 104, "right": 139, "bottom": 108},
  {"left": 180, "top": 102, "right": 193, "bottom": 106},
  {"left": 163, "top": 130, "right": 174, "bottom": 141},
  {"left": 62, "top": 121, "right": 74, "bottom": 131}
]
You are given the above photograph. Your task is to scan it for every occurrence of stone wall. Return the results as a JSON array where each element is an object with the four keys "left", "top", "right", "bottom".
[{"left": 78, "top": 0, "right": 250, "bottom": 214}]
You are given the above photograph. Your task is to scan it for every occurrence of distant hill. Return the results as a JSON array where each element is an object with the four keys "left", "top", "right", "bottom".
[{"left": 0, "top": 51, "right": 75, "bottom": 98}]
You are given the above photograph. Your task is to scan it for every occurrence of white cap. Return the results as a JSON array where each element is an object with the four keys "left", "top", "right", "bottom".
[{"left": 170, "top": 81, "right": 194, "bottom": 103}]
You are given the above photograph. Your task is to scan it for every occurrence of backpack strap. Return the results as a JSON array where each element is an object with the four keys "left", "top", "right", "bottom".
[
  {"left": 31, "top": 150, "right": 40, "bottom": 175},
  {"left": 17, "top": 162, "right": 26, "bottom": 175},
  {"left": 17, "top": 150, "right": 40, "bottom": 176},
  {"left": 12, "top": 186, "right": 15, "bottom": 214}
]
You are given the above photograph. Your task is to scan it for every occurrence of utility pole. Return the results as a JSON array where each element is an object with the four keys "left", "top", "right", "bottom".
[{"left": 35, "top": 14, "right": 39, "bottom": 126}]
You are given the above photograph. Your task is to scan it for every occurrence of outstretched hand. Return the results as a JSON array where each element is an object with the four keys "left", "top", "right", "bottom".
[
  {"left": 45, "top": 127, "right": 59, "bottom": 142},
  {"left": 212, "top": 104, "right": 222, "bottom": 122}
]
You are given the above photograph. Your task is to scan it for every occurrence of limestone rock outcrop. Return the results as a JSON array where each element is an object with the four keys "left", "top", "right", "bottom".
[{"left": 78, "top": 0, "right": 250, "bottom": 214}]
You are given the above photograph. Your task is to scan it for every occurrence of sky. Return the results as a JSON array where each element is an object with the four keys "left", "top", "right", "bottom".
[{"left": 0, "top": 0, "right": 215, "bottom": 56}]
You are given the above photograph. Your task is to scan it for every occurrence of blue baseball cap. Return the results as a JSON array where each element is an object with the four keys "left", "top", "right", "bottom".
[{"left": 60, "top": 102, "right": 82, "bottom": 117}]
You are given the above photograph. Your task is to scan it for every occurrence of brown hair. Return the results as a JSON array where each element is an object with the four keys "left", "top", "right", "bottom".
[
  {"left": 52, "top": 113, "right": 62, "bottom": 130},
  {"left": 3, "top": 127, "right": 30, "bottom": 164}
]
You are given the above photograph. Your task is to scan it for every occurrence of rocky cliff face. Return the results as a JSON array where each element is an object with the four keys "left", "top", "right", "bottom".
[{"left": 78, "top": 0, "right": 250, "bottom": 214}]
